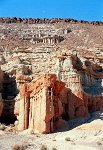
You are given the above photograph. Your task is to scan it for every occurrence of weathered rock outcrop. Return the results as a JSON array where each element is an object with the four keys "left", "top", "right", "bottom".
[
  {"left": 0, "top": 18, "right": 102, "bottom": 133},
  {"left": 54, "top": 53, "right": 103, "bottom": 117},
  {"left": 17, "top": 74, "right": 65, "bottom": 133},
  {"left": 16, "top": 53, "right": 103, "bottom": 133}
]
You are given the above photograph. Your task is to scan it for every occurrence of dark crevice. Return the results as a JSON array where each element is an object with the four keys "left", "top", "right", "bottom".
[
  {"left": 0, "top": 115, "right": 17, "bottom": 125},
  {"left": 0, "top": 73, "right": 18, "bottom": 125}
]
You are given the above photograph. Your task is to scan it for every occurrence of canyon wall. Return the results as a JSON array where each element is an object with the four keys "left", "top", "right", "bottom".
[
  {"left": 0, "top": 19, "right": 102, "bottom": 133},
  {"left": 16, "top": 53, "right": 103, "bottom": 133}
]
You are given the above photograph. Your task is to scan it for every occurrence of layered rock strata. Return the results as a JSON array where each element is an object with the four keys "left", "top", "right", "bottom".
[
  {"left": 0, "top": 19, "right": 102, "bottom": 133},
  {"left": 16, "top": 53, "right": 103, "bottom": 133}
]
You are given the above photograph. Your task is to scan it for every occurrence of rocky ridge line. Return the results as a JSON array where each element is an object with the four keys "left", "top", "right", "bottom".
[{"left": 0, "top": 17, "right": 103, "bottom": 26}]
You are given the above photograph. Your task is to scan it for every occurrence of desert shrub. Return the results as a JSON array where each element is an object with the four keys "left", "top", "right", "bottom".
[
  {"left": 52, "top": 139, "right": 56, "bottom": 141},
  {"left": 52, "top": 147, "right": 57, "bottom": 150},
  {"left": 97, "top": 141, "right": 102, "bottom": 145},
  {"left": 12, "top": 143, "right": 28, "bottom": 150},
  {"left": 41, "top": 144, "right": 48, "bottom": 150},
  {"left": 65, "top": 137, "right": 71, "bottom": 141}
]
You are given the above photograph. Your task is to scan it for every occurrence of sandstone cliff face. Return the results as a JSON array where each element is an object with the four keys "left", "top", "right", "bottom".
[
  {"left": 17, "top": 74, "right": 65, "bottom": 133},
  {"left": 0, "top": 19, "right": 102, "bottom": 133},
  {"left": 16, "top": 53, "right": 102, "bottom": 133}
]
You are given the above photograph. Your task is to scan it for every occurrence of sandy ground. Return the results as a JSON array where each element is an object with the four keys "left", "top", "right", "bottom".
[{"left": 0, "top": 111, "right": 103, "bottom": 150}]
